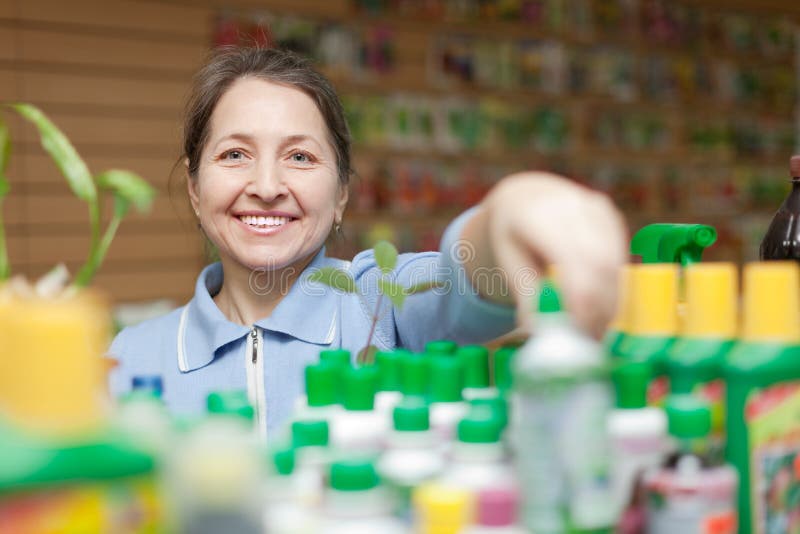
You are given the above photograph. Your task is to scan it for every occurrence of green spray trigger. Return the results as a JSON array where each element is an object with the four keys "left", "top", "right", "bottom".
[{"left": 631, "top": 224, "right": 717, "bottom": 266}]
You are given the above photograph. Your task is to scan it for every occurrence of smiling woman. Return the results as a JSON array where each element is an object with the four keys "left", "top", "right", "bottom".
[{"left": 108, "top": 47, "right": 627, "bottom": 438}]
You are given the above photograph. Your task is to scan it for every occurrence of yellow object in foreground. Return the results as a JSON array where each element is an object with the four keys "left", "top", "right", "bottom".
[
  {"left": 0, "top": 289, "right": 111, "bottom": 436},
  {"left": 627, "top": 263, "right": 679, "bottom": 337},
  {"left": 741, "top": 261, "right": 800, "bottom": 343},
  {"left": 682, "top": 262, "right": 738, "bottom": 338}
]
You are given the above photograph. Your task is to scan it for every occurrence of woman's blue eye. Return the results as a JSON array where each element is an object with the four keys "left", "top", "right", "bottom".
[
  {"left": 224, "top": 150, "right": 243, "bottom": 160},
  {"left": 291, "top": 152, "right": 309, "bottom": 163}
]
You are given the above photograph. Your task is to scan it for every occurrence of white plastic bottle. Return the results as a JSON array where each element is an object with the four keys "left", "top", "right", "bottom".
[
  {"left": 291, "top": 419, "right": 332, "bottom": 508},
  {"left": 457, "top": 345, "right": 499, "bottom": 400},
  {"left": 164, "top": 390, "right": 264, "bottom": 534},
  {"left": 377, "top": 400, "right": 445, "bottom": 520},
  {"left": 374, "top": 349, "right": 408, "bottom": 418},
  {"left": 115, "top": 375, "right": 172, "bottom": 455},
  {"left": 429, "top": 354, "right": 469, "bottom": 441},
  {"left": 440, "top": 410, "right": 516, "bottom": 493},
  {"left": 292, "top": 362, "right": 341, "bottom": 423},
  {"left": 318, "top": 460, "right": 406, "bottom": 534},
  {"left": 263, "top": 446, "right": 317, "bottom": 534},
  {"left": 330, "top": 366, "right": 388, "bottom": 452},
  {"left": 608, "top": 360, "right": 667, "bottom": 519},
  {"left": 511, "top": 280, "right": 615, "bottom": 533}
]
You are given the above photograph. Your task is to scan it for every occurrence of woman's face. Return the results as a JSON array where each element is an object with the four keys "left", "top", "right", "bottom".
[{"left": 189, "top": 77, "right": 348, "bottom": 274}]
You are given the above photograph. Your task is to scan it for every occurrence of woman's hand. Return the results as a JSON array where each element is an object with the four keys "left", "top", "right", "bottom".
[{"left": 462, "top": 171, "right": 628, "bottom": 339}]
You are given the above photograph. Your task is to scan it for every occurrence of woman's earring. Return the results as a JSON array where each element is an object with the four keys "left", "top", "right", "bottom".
[{"left": 334, "top": 219, "right": 343, "bottom": 236}]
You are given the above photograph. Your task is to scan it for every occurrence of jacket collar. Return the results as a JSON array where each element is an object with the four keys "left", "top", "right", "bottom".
[{"left": 177, "top": 247, "right": 340, "bottom": 372}]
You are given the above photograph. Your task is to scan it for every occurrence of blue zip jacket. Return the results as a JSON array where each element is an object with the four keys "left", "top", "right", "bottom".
[{"left": 108, "top": 208, "right": 516, "bottom": 437}]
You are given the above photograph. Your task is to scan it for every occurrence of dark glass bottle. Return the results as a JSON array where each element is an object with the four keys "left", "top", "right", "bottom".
[{"left": 760, "top": 155, "right": 800, "bottom": 261}]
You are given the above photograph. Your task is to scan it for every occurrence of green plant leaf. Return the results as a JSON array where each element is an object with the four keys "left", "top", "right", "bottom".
[
  {"left": 11, "top": 103, "right": 96, "bottom": 203},
  {"left": 0, "top": 119, "right": 10, "bottom": 200},
  {"left": 373, "top": 240, "right": 398, "bottom": 274},
  {"left": 96, "top": 169, "right": 156, "bottom": 213},
  {"left": 357, "top": 345, "right": 379, "bottom": 365},
  {"left": 378, "top": 278, "right": 406, "bottom": 308},
  {"left": 404, "top": 280, "right": 446, "bottom": 295},
  {"left": 308, "top": 266, "right": 357, "bottom": 293}
]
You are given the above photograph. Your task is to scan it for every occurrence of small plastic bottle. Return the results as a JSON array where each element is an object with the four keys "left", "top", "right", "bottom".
[
  {"left": 165, "top": 390, "right": 263, "bottom": 534},
  {"left": 318, "top": 460, "right": 406, "bottom": 534},
  {"left": 374, "top": 349, "right": 408, "bottom": 417},
  {"left": 492, "top": 345, "right": 517, "bottom": 395},
  {"left": 608, "top": 361, "right": 668, "bottom": 520},
  {"left": 319, "top": 349, "right": 352, "bottom": 403},
  {"left": 377, "top": 400, "right": 445, "bottom": 519},
  {"left": 512, "top": 280, "right": 614, "bottom": 533},
  {"left": 458, "top": 345, "right": 498, "bottom": 400},
  {"left": 115, "top": 375, "right": 171, "bottom": 455},
  {"left": 425, "top": 339, "right": 458, "bottom": 356},
  {"left": 463, "top": 487, "right": 527, "bottom": 534},
  {"left": 263, "top": 446, "right": 317, "bottom": 534},
  {"left": 429, "top": 355, "right": 469, "bottom": 440},
  {"left": 291, "top": 419, "right": 332, "bottom": 508},
  {"left": 399, "top": 351, "right": 431, "bottom": 398},
  {"left": 441, "top": 411, "right": 515, "bottom": 493},
  {"left": 330, "top": 366, "right": 388, "bottom": 452},
  {"left": 644, "top": 395, "right": 738, "bottom": 534},
  {"left": 413, "top": 482, "right": 473, "bottom": 534}
]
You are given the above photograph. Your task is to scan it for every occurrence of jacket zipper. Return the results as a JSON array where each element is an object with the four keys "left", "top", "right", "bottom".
[{"left": 245, "top": 326, "right": 267, "bottom": 441}]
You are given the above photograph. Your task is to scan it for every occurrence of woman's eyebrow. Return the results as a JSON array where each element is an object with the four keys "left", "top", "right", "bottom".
[
  {"left": 278, "top": 134, "right": 323, "bottom": 152},
  {"left": 212, "top": 131, "right": 257, "bottom": 149}
]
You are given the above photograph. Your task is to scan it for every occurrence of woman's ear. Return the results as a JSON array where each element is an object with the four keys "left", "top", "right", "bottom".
[
  {"left": 186, "top": 159, "right": 200, "bottom": 216},
  {"left": 334, "top": 184, "right": 349, "bottom": 222}
]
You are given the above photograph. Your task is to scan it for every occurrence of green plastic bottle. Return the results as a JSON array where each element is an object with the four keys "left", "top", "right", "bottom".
[
  {"left": 399, "top": 351, "right": 430, "bottom": 399},
  {"left": 666, "top": 262, "right": 737, "bottom": 462},
  {"left": 724, "top": 262, "right": 800, "bottom": 534},
  {"left": 612, "top": 263, "right": 679, "bottom": 406},
  {"left": 493, "top": 344, "right": 518, "bottom": 394},
  {"left": 457, "top": 345, "right": 495, "bottom": 400},
  {"left": 425, "top": 339, "right": 458, "bottom": 356}
]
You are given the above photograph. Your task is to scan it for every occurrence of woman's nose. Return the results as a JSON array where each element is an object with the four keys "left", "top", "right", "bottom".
[{"left": 247, "top": 162, "right": 288, "bottom": 201}]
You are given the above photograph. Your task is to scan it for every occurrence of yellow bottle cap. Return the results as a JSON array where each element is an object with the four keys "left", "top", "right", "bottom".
[
  {"left": 682, "top": 263, "right": 738, "bottom": 338},
  {"left": 628, "top": 263, "right": 679, "bottom": 336},
  {"left": 413, "top": 483, "right": 472, "bottom": 534},
  {"left": 742, "top": 262, "right": 800, "bottom": 343},
  {"left": 609, "top": 265, "right": 632, "bottom": 333}
]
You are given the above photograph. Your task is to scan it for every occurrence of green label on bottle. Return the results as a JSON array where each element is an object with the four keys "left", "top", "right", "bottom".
[{"left": 745, "top": 381, "right": 800, "bottom": 534}]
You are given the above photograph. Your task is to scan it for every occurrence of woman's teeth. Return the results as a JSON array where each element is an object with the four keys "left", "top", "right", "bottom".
[{"left": 239, "top": 215, "right": 292, "bottom": 228}]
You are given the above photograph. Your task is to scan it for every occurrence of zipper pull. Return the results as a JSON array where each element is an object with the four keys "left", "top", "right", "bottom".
[{"left": 250, "top": 327, "right": 258, "bottom": 364}]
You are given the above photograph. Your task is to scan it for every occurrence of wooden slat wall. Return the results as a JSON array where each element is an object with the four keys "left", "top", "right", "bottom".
[{"left": 1, "top": 0, "right": 214, "bottom": 304}]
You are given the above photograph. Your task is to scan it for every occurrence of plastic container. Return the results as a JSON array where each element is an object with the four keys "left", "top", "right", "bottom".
[
  {"left": 377, "top": 400, "right": 445, "bottom": 520},
  {"left": 425, "top": 339, "right": 458, "bottom": 356},
  {"left": 512, "top": 280, "right": 614, "bottom": 533},
  {"left": 374, "top": 349, "right": 408, "bottom": 417},
  {"left": 400, "top": 351, "right": 431, "bottom": 398},
  {"left": 330, "top": 366, "right": 388, "bottom": 452},
  {"left": 608, "top": 361, "right": 667, "bottom": 519},
  {"left": 115, "top": 384, "right": 172, "bottom": 456},
  {"left": 643, "top": 395, "right": 737, "bottom": 534},
  {"left": 458, "top": 345, "right": 498, "bottom": 400},
  {"left": 760, "top": 155, "right": 800, "bottom": 261},
  {"left": 611, "top": 263, "right": 679, "bottom": 406},
  {"left": 492, "top": 345, "right": 517, "bottom": 394},
  {"left": 441, "top": 411, "right": 515, "bottom": 494},
  {"left": 666, "top": 262, "right": 737, "bottom": 463},
  {"left": 463, "top": 487, "right": 526, "bottom": 534},
  {"left": 724, "top": 261, "right": 800, "bottom": 534},
  {"left": 291, "top": 419, "right": 332, "bottom": 508},
  {"left": 318, "top": 460, "right": 405, "bottom": 534},
  {"left": 293, "top": 362, "right": 341, "bottom": 423},
  {"left": 319, "top": 349, "right": 352, "bottom": 403},
  {"left": 165, "top": 390, "right": 263, "bottom": 534},
  {"left": 413, "top": 483, "right": 473, "bottom": 534},
  {"left": 429, "top": 354, "right": 469, "bottom": 440},
  {"left": 263, "top": 446, "right": 317, "bottom": 534}
]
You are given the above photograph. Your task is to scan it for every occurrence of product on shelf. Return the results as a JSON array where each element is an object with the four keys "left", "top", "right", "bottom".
[{"left": 760, "top": 155, "right": 800, "bottom": 262}]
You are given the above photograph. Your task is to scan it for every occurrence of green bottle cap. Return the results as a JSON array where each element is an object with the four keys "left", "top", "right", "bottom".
[
  {"left": 393, "top": 400, "right": 430, "bottom": 431},
  {"left": 271, "top": 446, "right": 295, "bottom": 476},
  {"left": 666, "top": 394, "right": 711, "bottom": 439},
  {"left": 400, "top": 352, "right": 430, "bottom": 396},
  {"left": 305, "top": 362, "right": 337, "bottom": 407},
  {"left": 206, "top": 391, "right": 254, "bottom": 421},
  {"left": 291, "top": 420, "right": 329, "bottom": 448},
  {"left": 330, "top": 460, "right": 380, "bottom": 491},
  {"left": 343, "top": 366, "right": 378, "bottom": 411},
  {"left": 612, "top": 361, "right": 651, "bottom": 409},
  {"left": 120, "top": 389, "right": 162, "bottom": 405},
  {"left": 469, "top": 396, "right": 508, "bottom": 429},
  {"left": 493, "top": 345, "right": 518, "bottom": 391},
  {"left": 537, "top": 280, "right": 562, "bottom": 313},
  {"left": 458, "top": 345, "right": 490, "bottom": 389},
  {"left": 320, "top": 349, "right": 351, "bottom": 367},
  {"left": 425, "top": 339, "right": 458, "bottom": 355},
  {"left": 376, "top": 350, "right": 406, "bottom": 391},
  {"left": 430, "top": 355, "right": 463, "bottom": 403},
  {"left": 457, "top": 413, "right": 502, "bottom": 444}
]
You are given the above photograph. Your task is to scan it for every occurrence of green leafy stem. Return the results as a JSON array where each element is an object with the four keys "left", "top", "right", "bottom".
[
  {"left": 0, "top": 103, "right": 156, "bottom": 288},
  {"left": 309, "top": 240, "right": 445, "bottom": 364}
]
